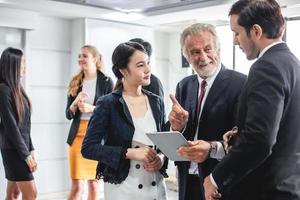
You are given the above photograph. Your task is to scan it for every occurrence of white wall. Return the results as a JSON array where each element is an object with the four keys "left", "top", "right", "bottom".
[
  {"left": 25, "top": 15, "right": 72, "bottom": 195},
  {"left": 85, "top": 19, "right": 155, "bottom": 83},
  {"left": 154, "top": 31, "right": 192, "bottom": 113},
  {"left": 0, "top": 11, "right": 73, "bottom": 197}
]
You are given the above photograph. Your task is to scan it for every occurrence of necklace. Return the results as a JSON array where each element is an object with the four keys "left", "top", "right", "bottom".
[{"left": 123, "top": 94, "right": 148, "bottom": 111}]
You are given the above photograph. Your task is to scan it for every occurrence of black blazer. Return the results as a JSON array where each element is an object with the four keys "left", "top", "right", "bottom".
[
  {"left": 175, "top": 65, "right": 247, "bottom": 200},
  {"left": 212, "top": 43, "right": 300, "bottom": 200},
  {"left": 81, "top": 86, "right": 168, "bottom": 184},
  {"left": 0, "top": 83, "right": 33, "bottom": 160},
  {"left": 65, "top": 71, "right": 113, "bottom": 145}
]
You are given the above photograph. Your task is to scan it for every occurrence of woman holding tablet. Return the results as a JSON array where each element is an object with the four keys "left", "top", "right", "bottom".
[{"left": 82, "top": 41, "right": 168, "bottom": 200}]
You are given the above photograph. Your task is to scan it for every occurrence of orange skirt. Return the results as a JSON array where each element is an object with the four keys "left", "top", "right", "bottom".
[{"left": 68, "top": 120, "right": 98, "bottom": 180}]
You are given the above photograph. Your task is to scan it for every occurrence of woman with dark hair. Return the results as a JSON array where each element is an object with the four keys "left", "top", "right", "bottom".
[
  {"left": 65, "top": 45, "right": 113, "bottom": 200},
  {"left": 0, "top": 47, "right": 37, "bottom": 199},
  {"left": 129, "top": 38, "right": 164, "bottom": 99},
  {"left": 81, "top": 42, "right": 168, "bottom": 200}
]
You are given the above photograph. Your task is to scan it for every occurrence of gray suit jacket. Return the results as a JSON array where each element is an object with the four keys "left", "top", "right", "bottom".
[{"left": 213, "top": 43, "right": 300, "bottom": 200}]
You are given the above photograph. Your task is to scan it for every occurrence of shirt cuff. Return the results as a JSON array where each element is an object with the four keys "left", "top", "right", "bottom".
[
  {"left": 210, "top": 141, "right": 225, "bottom": 160},
  {"left": 210, "top": 174, "right": 219, "bottom": 189},
  {"left": 158, "top": 153, "right": 165, "bottom": 168}
]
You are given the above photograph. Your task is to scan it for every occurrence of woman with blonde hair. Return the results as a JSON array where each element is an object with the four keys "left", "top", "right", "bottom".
[{"left": 65, "top": 45, "right": 113, "bottom": 200}]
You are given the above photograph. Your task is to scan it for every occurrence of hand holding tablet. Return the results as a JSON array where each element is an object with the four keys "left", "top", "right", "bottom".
[{"left": 146, "top": 131, "right": 189, "bottom": 161}]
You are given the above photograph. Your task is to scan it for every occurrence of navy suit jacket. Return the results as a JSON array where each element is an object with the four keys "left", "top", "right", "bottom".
[
  {"left": 212, "top": 43, "right": 300, "bottom": 200},
  {"left": 175, "top": 65, "right": 247, "bottom": 200},
  {"left": 81, "top": 86, "right": 168, "bottom": 184}
]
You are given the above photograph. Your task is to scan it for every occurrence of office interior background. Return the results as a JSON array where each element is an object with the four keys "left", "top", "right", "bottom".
[{"left": 1, "top": 0, "right": 300, "bottom": 198}]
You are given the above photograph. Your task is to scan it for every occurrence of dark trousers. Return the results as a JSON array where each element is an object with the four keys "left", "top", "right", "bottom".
[{"left": 184, "top": 174, "right": 205, "bottom": 200}]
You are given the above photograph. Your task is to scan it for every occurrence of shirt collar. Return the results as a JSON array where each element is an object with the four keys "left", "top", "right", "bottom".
[
  {"left": 197, "top": 63, "right": 221, "bottom": 88},
  {"left": 258, "top": 41, "right": 284, "bottom": 58}
]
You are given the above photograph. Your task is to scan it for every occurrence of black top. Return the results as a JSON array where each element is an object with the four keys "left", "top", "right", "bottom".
[
  {"left": 65, "top": 71, "right": 114, "bottom": 145},
  {"left": 0, "top": 83, "right": 33, "bottom": 160},
  {"left": 142, "top": 74, "right": 164, "bottom": 99}
]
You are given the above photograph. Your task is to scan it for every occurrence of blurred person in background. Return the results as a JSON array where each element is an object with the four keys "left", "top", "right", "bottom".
[{"left": 65, "top": 45, "right": 113, "bottom": 200}]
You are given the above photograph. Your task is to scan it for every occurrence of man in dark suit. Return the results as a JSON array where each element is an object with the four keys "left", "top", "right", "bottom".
[
  {"left": 168, "top": 23, "right": 246, "bottom": 200},
  {"left": 204, "top": 1, "right": 300, "bottom": 200}
]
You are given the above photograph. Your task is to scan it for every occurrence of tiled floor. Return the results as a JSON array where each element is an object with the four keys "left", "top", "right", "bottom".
[
  {"left": 44, "top": 179, "right": 178, "bottom": 200},
  {"left": 45, "top": 162, "right": 179, "bottom": 200}
]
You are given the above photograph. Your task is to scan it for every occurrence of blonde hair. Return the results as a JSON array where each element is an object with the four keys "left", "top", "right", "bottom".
[
  {"left": 180, "top": 23, "right": 220, "bottom": 58},
  {"left": 67, "top": 45, "right": 104, "bottom": 97}
]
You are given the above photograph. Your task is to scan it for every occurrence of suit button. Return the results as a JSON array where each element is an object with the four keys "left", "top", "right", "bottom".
[
  {"left": 138, "top": 184, "right": 143, "bottom": 189},
  {"left": 151, "top": 181, "right": 156, "bottom": 186},
  {"left": 135, "top": 164, "right": 140, "bottom": 169}
]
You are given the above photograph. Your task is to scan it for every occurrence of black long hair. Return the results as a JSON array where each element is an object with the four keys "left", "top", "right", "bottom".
[
  {"left": 112, "top": 42, "right": 146, "bottom": 89},
  {"left": 0, "top": 47, "right": 31, "bottom": 126}
]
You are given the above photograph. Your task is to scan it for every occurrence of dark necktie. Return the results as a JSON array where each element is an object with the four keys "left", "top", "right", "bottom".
[{"left": 196, "top": 79, "right": 207, "bottom": 118}]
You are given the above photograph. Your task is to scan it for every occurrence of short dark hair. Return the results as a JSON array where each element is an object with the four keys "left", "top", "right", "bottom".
[
  {"left": 112, "top": 41, "right": 146, "bottom": 79},
  {"left": 229, "top": 0, "right": 285, "bottom": 39},
  {"left": 129, "top": 38, "right": 152, "bottom": 57}
]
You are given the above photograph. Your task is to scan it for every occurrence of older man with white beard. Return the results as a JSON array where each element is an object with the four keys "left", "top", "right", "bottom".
[{"left": 168, "top": 23, "right": 246, "bottom": 200}]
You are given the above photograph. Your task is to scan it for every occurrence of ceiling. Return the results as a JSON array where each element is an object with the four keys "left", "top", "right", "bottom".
[
  {"left": 1, "top": 0, "right": 300, "bottom": 32},
  {"left": 52, "top": 0, "right": 230, "bottom": 15},
  {"left": 51, "top": 0, "right": 235, "bottom": 30},
  {"left": 51, "top": 0, "right": 300, "bottom": 29}
]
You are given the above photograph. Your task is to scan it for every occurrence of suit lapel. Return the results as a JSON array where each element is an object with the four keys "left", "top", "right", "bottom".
[
  {"left": 187, "top": 76, "right": 199, "bottom": 123},
  {"left": 147, "top": 94, "right": 161, "bottom": 131},
  {"left": 94, "top": 73, "right": 100, "bottom": 104},
  {"left": 201, "top": 65, "right": 230, "bottom": 119},
  {"left": 113, "top": 87, "right": 134, "bottom": 127}
]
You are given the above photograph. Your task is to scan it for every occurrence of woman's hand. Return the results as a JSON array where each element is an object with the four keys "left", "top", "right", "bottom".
[
  {"left": 69, "top": 92, "right": 90, "bottom": 113},
  {"left": 143, "top": 154, "right": 163, "bottom": 172},
  {"left": 77, "top": 102, "right": 95, "bottom": 113},
  {"left": 25, "top": 152, "right": 37, "bottom": 172},
  {"left": 126, "top": 146, "right": 157, "bottom": 163}
]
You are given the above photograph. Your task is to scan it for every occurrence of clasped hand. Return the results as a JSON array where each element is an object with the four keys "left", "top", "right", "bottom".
[
  {"left": 127, "top": 146, "right": 162, "bottom": 172},
  {"left": 72, "top": 91, "right": 95, "bottom": 113}
]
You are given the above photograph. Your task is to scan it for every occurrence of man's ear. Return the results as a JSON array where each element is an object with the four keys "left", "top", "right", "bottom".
[{"left": 251, "top": 24, "right": 263, "bottom": 39}]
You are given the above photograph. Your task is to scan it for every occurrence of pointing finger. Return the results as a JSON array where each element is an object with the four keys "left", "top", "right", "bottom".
[{"left": 169, "top": 94, "right": 180, "bottom": 106}]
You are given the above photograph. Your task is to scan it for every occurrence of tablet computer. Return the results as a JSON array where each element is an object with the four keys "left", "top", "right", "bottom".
[{"left": 146, "top": 131, "right": 189, "bottom": 161}]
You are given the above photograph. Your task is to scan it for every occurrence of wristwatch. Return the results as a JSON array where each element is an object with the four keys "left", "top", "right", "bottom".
[{"left": 209, "top": 141, "right": 218, "bottom": 158}]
